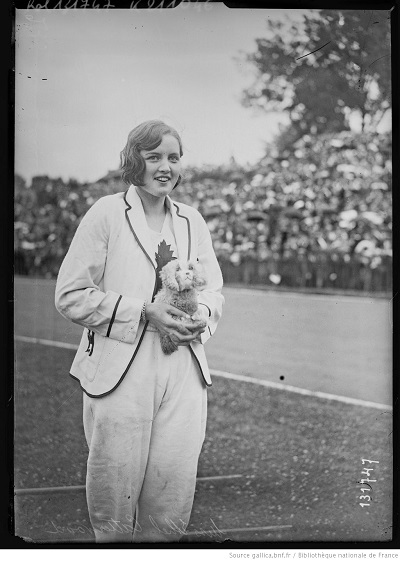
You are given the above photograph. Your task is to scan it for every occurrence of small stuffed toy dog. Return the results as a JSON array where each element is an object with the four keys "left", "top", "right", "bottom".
[{"left": 153, "top": 259, "right": 207, "bottom": 355}]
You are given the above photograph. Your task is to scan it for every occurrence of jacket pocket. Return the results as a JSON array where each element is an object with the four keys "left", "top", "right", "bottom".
[{"left": 83, "top": 330, "right": 107, "bottom": 382}]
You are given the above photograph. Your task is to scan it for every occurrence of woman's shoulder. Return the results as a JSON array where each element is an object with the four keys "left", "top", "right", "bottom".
[
  {"left": 86, "top": 190, "right": 127, "bottom": 215},
  {"left": 80, "top": 191, "right": 128, "bottom": 229}
]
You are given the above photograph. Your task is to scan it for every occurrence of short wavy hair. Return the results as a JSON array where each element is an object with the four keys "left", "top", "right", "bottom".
[{"left": 120, "top": 120, "right": 183, "bottom": 189}]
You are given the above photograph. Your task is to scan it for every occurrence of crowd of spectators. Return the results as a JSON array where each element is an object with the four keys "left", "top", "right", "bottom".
[
  {"left": 175, "top": 131, "right": 391, "bottom": 268},
  {"left": 14, "top": 130, "right": 392, "bottom": 290}
]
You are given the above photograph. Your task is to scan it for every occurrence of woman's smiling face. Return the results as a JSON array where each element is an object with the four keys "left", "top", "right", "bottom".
[{"left": 139, "top": 134, "right": 182, "bottom": 199}]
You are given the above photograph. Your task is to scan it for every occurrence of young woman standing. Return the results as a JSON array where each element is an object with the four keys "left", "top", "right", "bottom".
[{"left": 55, "top": 120, "right": 224, "bottom": 542}]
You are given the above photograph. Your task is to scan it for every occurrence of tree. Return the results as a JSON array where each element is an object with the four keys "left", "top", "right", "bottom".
[{"left": 240, "top": 10, "right": 391, "bottom": 149}]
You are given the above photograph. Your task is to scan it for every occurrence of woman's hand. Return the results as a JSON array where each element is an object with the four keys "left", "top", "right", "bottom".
[
  {"left": 145, "top": 302, "right": 201, "bottom": 347},
  {"left": 184, "top": 307, "right": 209, "bottom": 342}
]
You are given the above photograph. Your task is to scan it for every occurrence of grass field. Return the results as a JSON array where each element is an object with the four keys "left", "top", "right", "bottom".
[{"left": 13, "top": 278, "right": 393, "bottom": 544}]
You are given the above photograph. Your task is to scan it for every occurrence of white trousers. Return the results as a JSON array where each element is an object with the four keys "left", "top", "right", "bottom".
[{"left": 82, "top": 329, "right": 207, "bottom": 543}]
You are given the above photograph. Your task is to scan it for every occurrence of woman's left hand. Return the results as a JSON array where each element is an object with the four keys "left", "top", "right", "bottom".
[{"left": 184, "top": 308, "right": 209, "bottom": 340}]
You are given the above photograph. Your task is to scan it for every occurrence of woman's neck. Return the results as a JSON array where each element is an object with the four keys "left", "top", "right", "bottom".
[{"left": 135, "top": 186, "right": 166, "bottom": 218}]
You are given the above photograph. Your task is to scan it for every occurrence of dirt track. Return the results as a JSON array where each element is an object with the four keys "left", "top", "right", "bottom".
[{"left": 14, "top": 277, "right": 392, "bottom": 405}]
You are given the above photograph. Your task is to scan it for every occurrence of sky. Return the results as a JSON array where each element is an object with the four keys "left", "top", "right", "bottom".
[
  {"left": 15, "top": 4, "right": 306, "bottom": 184},
  {"left": 15, "top": 4, "right": 391, "bottom": 185}
]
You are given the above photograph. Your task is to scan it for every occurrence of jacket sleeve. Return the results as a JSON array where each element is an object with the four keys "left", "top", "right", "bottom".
[
  {"left": 55, "top": 197, "right": 143, "bottom": 345},
  {"left": 195, "top": 212, "right": 225, "bottom": 345}
]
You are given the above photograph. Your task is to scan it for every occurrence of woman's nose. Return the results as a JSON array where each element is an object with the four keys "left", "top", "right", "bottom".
[{"left": 158, "top": 158, "right": 171, "bottom": 171}]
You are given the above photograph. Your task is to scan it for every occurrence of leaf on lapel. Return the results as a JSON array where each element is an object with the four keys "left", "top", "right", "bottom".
[
  {"left": 155, "top": 239, "right": 177, "bottom": 294},
  {"left": 155, "top": 240, "right": 176, "bottom": 271}
]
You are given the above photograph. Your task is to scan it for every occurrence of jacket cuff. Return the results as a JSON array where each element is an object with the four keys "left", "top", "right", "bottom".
[
  {"left": 198, "top": 302, "right": 211, "bottom": 318},
  {"left": 96, "top": 294, "right": 143, "bottom": 345},
  {"left": 106, "top": 295, "right": 123, "bottom": 337}
]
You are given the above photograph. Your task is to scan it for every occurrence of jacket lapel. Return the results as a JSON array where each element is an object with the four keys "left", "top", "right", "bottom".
[
  {"left": 123, "top": 186, "right": 192, "bottom": 267},
  {"left": 167, "top": 197, "right": 192, "bottom": 262},
  {"left": 124, "top": 186, "right": 157, "bottom": 269}
]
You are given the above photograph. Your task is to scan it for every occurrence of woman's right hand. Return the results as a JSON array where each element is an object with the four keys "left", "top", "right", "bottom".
[{"left": 145, "top": 302, "right": 198, "bottom": 347}]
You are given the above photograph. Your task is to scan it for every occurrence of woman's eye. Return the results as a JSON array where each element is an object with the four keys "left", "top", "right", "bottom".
[{"left": 189, "top": 265, "right": 193, "bottom": 270}]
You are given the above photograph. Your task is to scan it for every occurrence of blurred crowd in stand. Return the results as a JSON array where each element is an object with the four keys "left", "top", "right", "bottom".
[{"left": 15, "top": 131, "right": 392, "bottom": 291}]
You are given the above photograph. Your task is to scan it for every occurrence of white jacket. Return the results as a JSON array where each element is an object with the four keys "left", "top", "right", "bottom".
[{"left": 55, "top": 185, "right": 224, "bottom": 397}]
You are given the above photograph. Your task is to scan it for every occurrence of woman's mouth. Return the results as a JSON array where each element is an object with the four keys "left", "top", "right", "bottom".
[{"left": 155, "top": 176, "right": 171, "bottom": 183}]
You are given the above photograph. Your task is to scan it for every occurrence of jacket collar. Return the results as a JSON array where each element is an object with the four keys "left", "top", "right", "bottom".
[{"left": 124, "top": 185, "right": 191, "bottom": 269}]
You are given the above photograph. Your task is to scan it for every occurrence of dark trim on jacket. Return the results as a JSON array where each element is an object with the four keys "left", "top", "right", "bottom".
[
  {"left": 78, "top": 263, "right": 158, "bottom": 398},
  {"left": 173, "top": 202, "right": 191, "bottom": 261},
  {"left": 123, "top": 190, "right": 156, "bottom": 271},
  {"left": 72, "top": 329, "right": 212, "bottom": 395},
  {"left": 198, "top": 302, "right": 211, "bottom": 317},
  {"left": 73, "top": 190, "right": 209, "bottom": 397},
  {"left": 70, "top": 320, "right": 149, "bottom": 398},
  {"left": 106, "top": 295, "right": 123, "bottom": 337},
  {"left": 76, "top": 195, "right": 160, "bottom": 399},
  {"left": 189, "top": 346, "right": 212, "bottom": 387}
]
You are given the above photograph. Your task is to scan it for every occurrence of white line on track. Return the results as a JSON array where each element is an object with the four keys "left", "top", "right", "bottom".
[
  {"left": 14, "top": 475, "right": 244, "bottom": 496},
  {"left": 223, "top": 286, "right": 390, "bottom": 305},
  {"left": 15, "top": 335, "right": 392, "bottom": 411},
  {"left": 15, "top": 335, "right": 79, "bottom": 351},
  {"left": 210, "top": 369, "right": 392, "bottom": 411}
]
